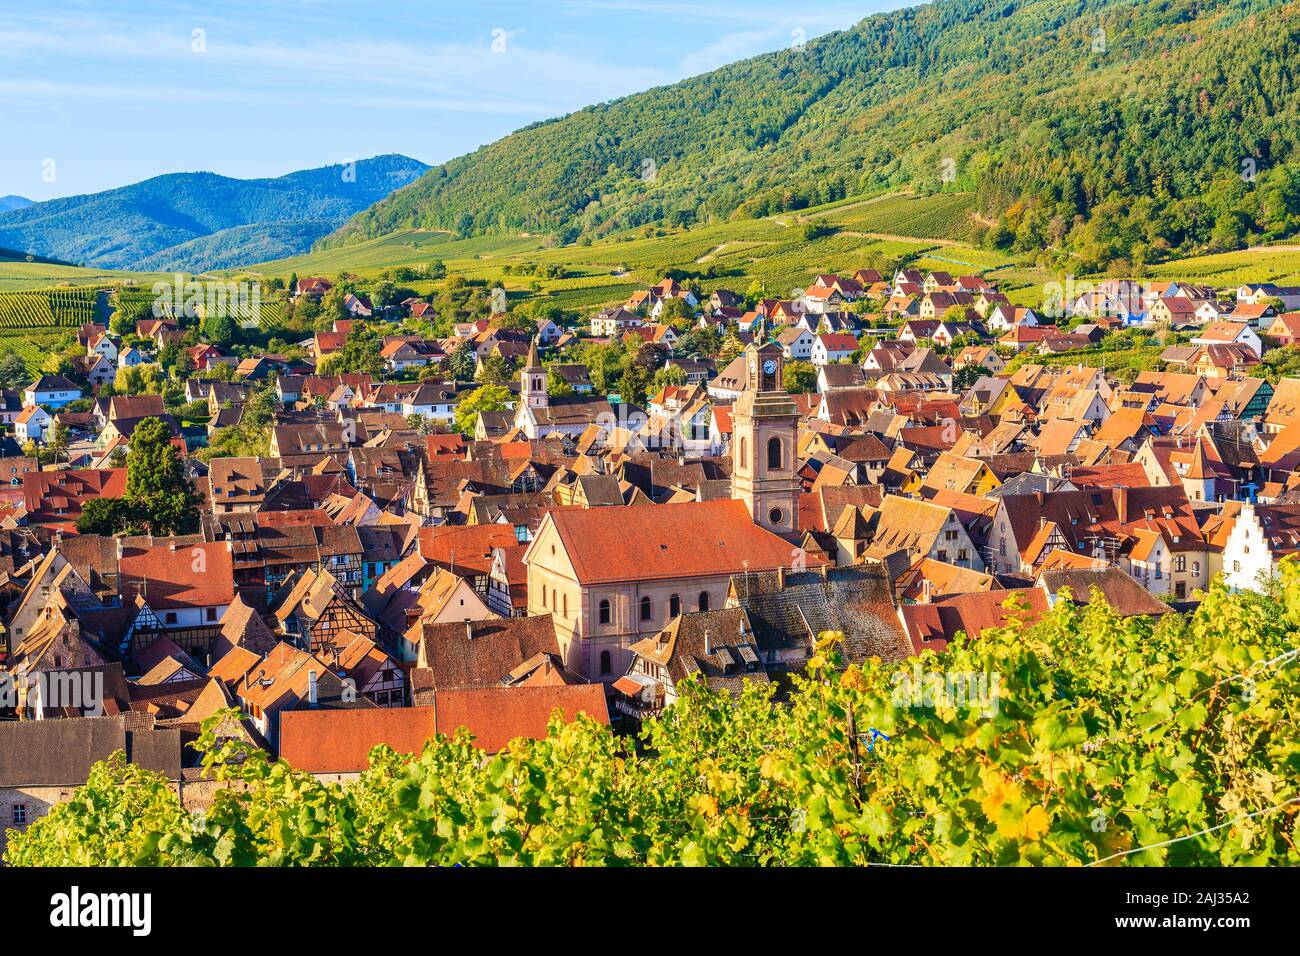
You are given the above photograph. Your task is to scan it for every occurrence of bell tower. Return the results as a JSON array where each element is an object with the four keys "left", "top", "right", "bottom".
[
  {"left": 731, "top": 341, "right": 800, "bottom": 538},
  {"left": 521, "top": 338, "right": 548, "bottom": 410}
]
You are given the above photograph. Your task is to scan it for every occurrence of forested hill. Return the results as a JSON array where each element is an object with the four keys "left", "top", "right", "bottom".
[
  {"left": 321, "top": 0, "right": 1300, "bottom": 271},
  {"left": 0, "top": 154, "right": 428, "bottom": 272}
]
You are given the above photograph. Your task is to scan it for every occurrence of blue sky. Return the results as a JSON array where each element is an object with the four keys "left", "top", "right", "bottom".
[{"left": 0, "top": 1, "right": 903, "bottom": 201}]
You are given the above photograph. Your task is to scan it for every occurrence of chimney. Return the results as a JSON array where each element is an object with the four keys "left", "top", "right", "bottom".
[
  {"left": 703, "top": 629, "right": 712, "bottom": 656},
  {"left": 921, "top": 578, "right": 932, "bottom": 604},
  {"left": 465, "top": 619, "right": 475, "bottom": 641},
  {"left": 115, "top": 537, "right": 124, "bottom": 561},
  {"left": 308, "top": 669, "right": 318, "bottom": 706},
  {"left": 1114, "top": 486, "right": 1129, "bottom": 525}
]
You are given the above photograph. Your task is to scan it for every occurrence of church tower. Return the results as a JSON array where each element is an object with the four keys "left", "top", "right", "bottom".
[
  {"left": 731, "top": 341, "right": 800, "bottom": 538},
  {"left": 521, "top": 338, "right": 548, "bottom": 410}
]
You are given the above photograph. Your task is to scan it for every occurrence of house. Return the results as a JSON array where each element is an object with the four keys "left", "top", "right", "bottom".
[
  {"left": 863, "top": 495, "right": 984, "bottom": 570},
  {"left": 233, "top": 641, "right": 366, "bottom": 750},
  {"left": 590, "top": 307, "right": 644, "bottom": 336},
  {"left": 294, "top": 277, "right": 334, "bottom": 301},
  {"left": 776, "top": 326, "right": 815, "bottom": 361},
  {"left": 1221, "top": 502, "right": 1300, "bottom": 592},
  {"left": 1192, "top": 321, "right": 1263, "bottom": 357},
  {"left": 811, "top": 332, "right": 858, "bottom": 367},
  {"left": 616, "top": 607, "right": 767, "bottom": 721},
  {"left": 22, "top": 375, "right": 82, "bottom": 409},
  {"left": 1263, "top": 311, "right": 1300, "bottom": 346},
  {"left": 0, "top": 717, "right": 183, "bottom": 856},
  {"left": 1237, "top": 283, "right": 1300, "bottom": 310},
  {"left": 14, "top": 405, "right": 51, "bottom": 443},
  {"left": 73, "top": 353, "right": 116, "bottom": 389}
]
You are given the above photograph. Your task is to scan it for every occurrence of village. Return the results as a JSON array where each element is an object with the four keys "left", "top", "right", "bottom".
[{"left": 1, "top": 261, "right": 1299, "bottom": 852}]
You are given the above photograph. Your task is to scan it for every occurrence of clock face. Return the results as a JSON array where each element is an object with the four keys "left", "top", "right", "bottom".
[{"left": 762, "top": 359, "right": 777, "bottom": 375}]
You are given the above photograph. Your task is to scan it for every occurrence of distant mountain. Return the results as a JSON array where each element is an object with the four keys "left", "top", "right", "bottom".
[
  {"left": 321, "top": 0, "right": 1300, "bottom": 270},
  {"left": 0, "top": 196, "right": 32, "bottom": 213},
  {"left": 0, "top": 155, "right": 428, "bottom": 272}
]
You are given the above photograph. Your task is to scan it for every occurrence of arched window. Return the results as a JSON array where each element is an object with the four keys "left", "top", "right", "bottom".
[
  {"left": 767, "top": 436, "right": 783, "bottom": 470},
  {"left": 599, "top": 650, "right": 612, "bottom": 675},
  {"left": 542, "top": 588, "right": 548, "bottom": 609},
  {"left": 698, "top": 591, "right": 710, "bottom": 612},
  {"left": 669, "top": 594, "right": 681, "bottom": 617},
  {"left": 640, "top": 595, "right": 652, "bottom": 621},
  {"left": 562, "top": 593, "right": 568, "bottom": 617},
  {"left": 598, "top": 599, "right": 611, "bottom": 624},
  {"left": 739, "top": 437, "right": 747, "bottom": 466}
]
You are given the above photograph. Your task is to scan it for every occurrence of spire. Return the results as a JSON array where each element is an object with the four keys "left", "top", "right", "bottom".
[{"left": 526, "top": 336, "right": 540, "bottom": 370}]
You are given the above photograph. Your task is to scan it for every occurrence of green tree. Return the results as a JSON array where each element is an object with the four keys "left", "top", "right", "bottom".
[
  {"left": 476, "top": 353, "right": 513, "bottom": 385},
  {"left": 783, "top": 360, "right": 818, "bottom": 393},
  {"left": 0, "top": 352, "right": 28, "bottom": 390},
  {"left": 453, "top": 384, "right": 512, "bottom": 435},
  {"left": 547, "top": 369, "right": 574, "bottom": 397},
  {"left": 126, "top": 416, "right": 199, "bottom": 534},
  {"left": 203, "top": 313, "right": 238, "bottom": 348}
]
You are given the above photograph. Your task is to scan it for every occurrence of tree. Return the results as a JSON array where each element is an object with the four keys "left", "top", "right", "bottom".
[
  {"left": 453, "top": 384, "right": 512, "bottom": 435},
  {"left": 783, "top": 360, "right": 818, "bottom": 394},
  {"left": 446, "top": 340, "right": 477, "bottom": 382},
  {"left": 203, "top": 313, "right": 238, "bottom": 348},
  {"left": 0, "top": 352, "right": 28, "bottom": 390},
  {"left": 76, "top": 497, "right": 137, "bottom": 536},
  {"left": 651, "top": 363, "right": 687, "bottom": 393},
  {"left": 476, "top": 354, "right": 513, "bottom": 386},
  {"left": 48, "top": 420, "right": 69, "bottom": 466},
  {"left": 718, "top": 328, "right": 744, "bottom": 364},
  {"left": 332, "top": 322, "right": 384, "bottom": 376},
  {"left": 547, "top": 369, "right": 574, "bottom": 397},
  {"left": 126, "top": 416, "right": 199, "bottom": 534}
]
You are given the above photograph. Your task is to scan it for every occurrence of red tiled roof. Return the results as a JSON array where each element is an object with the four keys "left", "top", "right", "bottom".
[
  {"left": 279, "top": 707, "right": 437, "bottom": 773},
  {"left": 119, "top": 541, "right": 235, "bottom": 609},
  {"left": 540, "top": 499, "right": 812, "bottom": 585},
  {"left": 432, "top": 684, "right": 609, "bottom": 753}
]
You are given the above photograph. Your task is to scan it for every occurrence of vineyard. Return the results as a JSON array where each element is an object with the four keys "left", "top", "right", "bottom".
[
  {"left": 0, "top": 286, "right": 104, "bottom": 329},
  {"left": 818, "top": 192, "right": 978, "bottom": 242},
  {"left": 0, "top": 331, "right": 75, "bottom": 374}
]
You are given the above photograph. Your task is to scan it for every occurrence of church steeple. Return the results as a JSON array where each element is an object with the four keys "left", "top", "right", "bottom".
[
  {"left": 521, "top": 337, "right": 548, "bottom": 410},
  {"left": 731, "top": 341, "right": 800, "bottom": 538}
]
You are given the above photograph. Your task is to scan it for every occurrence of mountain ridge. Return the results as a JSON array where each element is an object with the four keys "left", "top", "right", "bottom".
[
  {"left": 0, "top": 154, "right": 429, "bottom": 272},
  {"left": 318, "top": 0, "right": 1300, "bottom": 270}
]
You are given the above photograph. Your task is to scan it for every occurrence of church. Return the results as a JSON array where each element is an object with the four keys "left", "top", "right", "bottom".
[
  {"left": 520, "top": 341, "right": 810, "bottom": 680},
  {"left": 512, "top": 340, "right": 615, "bottom": 440}
]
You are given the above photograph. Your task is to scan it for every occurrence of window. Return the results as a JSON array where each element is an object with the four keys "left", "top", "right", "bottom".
[
  {"left": 669, "top": 594, "right": 680, "bottom": 617},
  {"left": 542, "top": 589, "right": 548, "bottom": 609},
  {"left": 698, "top": 591, "right": 710, "bottom": 612},
  {"left": 164, "top": 612, "right": 177, "bottom": 625},
  {"left": 768, "top": 507, "right": 784, "bottom": 525},
  {"left": 1175, "top": 555, "right": 1186, "bottom": 573},
  {"left": 640, "top": 596, "right": 652, "bottom": 621},
  {"left": 1193, "top": 561, "right": 1201, "bottom": 576},
  {"left": 767, "top": 436, "right": 783, "bottom": 470},
  {"left": 739, "top": 437, "right": 747, "bottom": 466},
  {"left": 12, "top": 804, "right": 25, "bottom": 825},
  {"left": 598, "top": 599, "right": 611, "bottom": 624},
  {"left": 1233, "top": 560, "right": 1242, "bottom": 573},
  {"left": 205, "top": 607, "right": 217, "bottom": 622},
  {"left": 562, "top": 593, "right": 568, "bottom": 618},
  {"left": 599, "top": 650, "right": 612, "bottom": 675}
]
